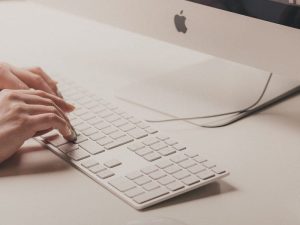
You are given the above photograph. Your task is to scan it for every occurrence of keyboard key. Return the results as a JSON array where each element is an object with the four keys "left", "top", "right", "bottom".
[
  {"left": 164, "top": 165, "right": 182, "bottom": 174},
  {"left": 143, "top": 152, "right": 161, "bottom": 162},
  {"left": 202, "top": 161, "right": 216, "bottom": 169},
  {"left": 188, "top": 164, "right": 206, "bottom": 174},
  {"left": 112, "top": 108, "right": 125, "bottom": 115},
  {"left": 90, "top": 132, "right": 106, "bottom": 141},
  {"left": 74, "top": 108, "right": 88, "bottom": 116},
  {"left": 91, "top": 105, "right": 106, "bottom": 113},
  {"left": 77, "top": 97, "right": 92, "bottom": 104},
  {"left": 156, "top": 160, "right": 173, "bottom": 169},
  {"left": 156, "top": 134, "right": 169, "bottom": 141},
  {"left": 197, "top": 170, "right": 215, "bottom": 180},
  {"left": 150, "top": 142, "right": 168, "bottom": 151},
  {"left": 105, "top": 136, "right": 133, "bottom": 150},
  {"left": 82, "top": 127, "right": 98, "bottom": 136},
  {"left": 73, "top": 134, "right": 88, "bottom": 144},
  {"left": 144, "top": 127, "right": 158, "bottom": 134},
  {"left": 182, "top": 175, "right": 200, "bottom": 186},
  {"left": 149, "top": 170, "right": 167, "bottom": 180},
  {"left": 173, "top": 143, "right": 186, "bottom": 151},
  {"left": 141, "top": 166, "right": 159, "bottom": 175},
  {"left": 128, "top": 117, "right": 142, "bottom": 124},
  {"left": 110, "top": 131, "right": 125, "bottom": 140},
  {"left": 128, "top": 128, "right": 148, "bottom": 139},
  {"left": 105, "top": 114, "right": 121, "bottom": 123},
  {"left": 97, "top": 169, "right": 115, "bottom": 179},
  {"left": 126, "top": 171, "right": 143, "bottom": 180},
  {"left": 125, "top": 187, "right": 145, "bottom": 198},
  {"left": 84, "top": 101, "right": 99, "bottom": 109},
  {"left": 135, "top": 147, "right": 153, "bottom": 156},
  {"left": 194, "top": 156, "right": 207, "bottom": 163},
  {"left": 74, "top": 123, "right": 91, "bottom": 132},
  {"left": 81, "top": 159, "right": 99, "bottom": 168},
  {"left": 106, "top": 104, "right": 118, "bottom": 110},
  {"left": 132, "top": 187, "right": 169, "bottom": 204},
  {"left": 178, "top": 159, "right": 197, "bottom": 169},
  {"left": 45, "top": 134, "right": 68, "bottom": 147},
  {"left": 165, "top": 139, "right": 178, "bottom": 146},
  {"left": 157, "top": 175, "right": 175, "bottom": 186},
  {"left": 89, "top": 164, "right": 106, "bottom": 173},
  {"left": 121, "top": 113, "right": 133, "bottom": 119},
  {"left": 70, "top": 118, "right": 83, "bottom": 126},
  {"left": 212, "top": 167, "right": 226, "bottom": 174},
  {"left": 166, "top": 181, "right": 184, "bottom": 191},
  {"left": 142, "top": 182, "right": 160, "bottom": 191},
  {"left": 95, "top": 122, "right": 110, "bottom": 130},
  {"left": 170, "top": 154, "right": 188, "bottom": 163},
  {"left": 98, "top": 110, "right": 113, "bottom": 118},
  {"left": 158, "top": 147, "right": 176, "bottom": 156},
  {"left": 109, "top": 177, "right": 136, "bottom": 192},
  {"left": 173, "top": 170, "right": 190, "bottom": 180},
  {"left": 67, "top": 149, "right": 90, "bottom": 161},
  {"left": 80, "top": 140, "right": 105, "bottom": 155},
  {"left": 112, "top": 119, "right": 128, "bottom": 127},
  {"left": 104, "top": 159, "right": 122, "bottom": 168},
  {"left": 142, "top": 137, "right": 159, "bottom": 146},
  {"left": 127, "top": 142, "right": 145, "bottom": 151},
  {"left": 185, "top": 151, "right": 199, "bottom": 158},
  {"left": 102, "top": 126, "right": 118, "bottom": 135},
  {"left": 80, "top": 112, "right": 95, "bottom": 121},
  {"left": 137, "top": 122, "right": 150, "bottom": 129},
  {"left": 97, "top": 137, "right": 113, "bottom": 146},
  {"left": 120, "top": 123, "right": 136, "bottom": 132},
  {"left": 134, "top": 176, "right": 152, "bottom": 186},
  {"left": 59, "top": 143, "right": 79, "bottom": 153},
  {"left": 87, "top": 117, "right": 104, "bottom": 125}
]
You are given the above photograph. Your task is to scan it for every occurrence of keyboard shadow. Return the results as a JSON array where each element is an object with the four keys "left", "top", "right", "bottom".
[
  {"left": 0, "top": 142, "right": 70, "bottom": 177},
  {"left": 144, "top": 180, "right": 236, "bottom": 211}
]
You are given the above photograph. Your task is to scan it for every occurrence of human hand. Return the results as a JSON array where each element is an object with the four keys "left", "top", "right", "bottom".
[
  {"left": 0, "top": 89, "right": 76, "bottom": 163},
  {"left": 0, "top": 62, "right": 59, "bottom": 96}
]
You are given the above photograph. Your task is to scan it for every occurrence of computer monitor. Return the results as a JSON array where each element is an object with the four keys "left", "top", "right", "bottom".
[{"left": 35, "top": 0, "right": 300, "bottom": 79}]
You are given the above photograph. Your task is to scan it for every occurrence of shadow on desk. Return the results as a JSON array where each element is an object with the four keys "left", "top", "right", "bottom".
[
  {"left": 0, "top": 142, "right": 70, "bottom": 177},
  {"left": 146, "top": 180, "right": 236, "bottom": 211}
]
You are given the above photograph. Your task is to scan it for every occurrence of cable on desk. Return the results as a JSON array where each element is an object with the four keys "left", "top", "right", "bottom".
[{"left": 146, "top": 72, "right": 273, "bottom": 127}]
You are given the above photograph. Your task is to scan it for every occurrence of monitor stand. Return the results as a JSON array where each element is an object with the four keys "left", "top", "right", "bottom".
[{"left": 115, "top": 58, "right": 300, "bottom": 126}]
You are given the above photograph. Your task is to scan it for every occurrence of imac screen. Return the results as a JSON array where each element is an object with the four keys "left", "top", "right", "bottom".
[{"left": 188, "top": 0, "right": 300, "bottom": 29}]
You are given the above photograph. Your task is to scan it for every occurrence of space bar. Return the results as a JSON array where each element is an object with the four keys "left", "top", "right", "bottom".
[{"left": 105, "top": 136, "right": 133, "bottom": 150}]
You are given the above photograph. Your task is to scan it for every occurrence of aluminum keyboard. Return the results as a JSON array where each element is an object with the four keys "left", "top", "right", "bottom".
[{"left": 36, "top": 78, "right": 230, "bottom": 210}]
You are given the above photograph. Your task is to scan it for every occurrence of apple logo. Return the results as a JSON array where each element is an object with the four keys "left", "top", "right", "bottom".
[{"left": 174, "top": 10, "right": 188, "bottom": 33}]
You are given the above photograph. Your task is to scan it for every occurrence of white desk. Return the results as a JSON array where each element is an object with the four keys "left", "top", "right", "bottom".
[{"left": 0, "top": 2, "right": 299, "bottom": 225}]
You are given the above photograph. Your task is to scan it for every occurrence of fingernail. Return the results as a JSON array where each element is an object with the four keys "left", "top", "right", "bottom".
[
  {"left": 57, "top": 90, "right": 64, "bottom": 99},
  {"left": 66, "top": 127, "right": 77, "bottom": 142},
  {"left": 68, "top": 103, "right": 76, "bottom": 110}
]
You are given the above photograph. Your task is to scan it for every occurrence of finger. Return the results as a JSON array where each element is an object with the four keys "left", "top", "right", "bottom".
[
  {"left": 29, "top": 113, "right": 76, "bottom": 141},
  {"left": 19, "top": 94, "right": 73, "bottom": 123},
  {"left": 27, "top": 67, "right": 58, "bottom": 94},
  {"left": 34, "top": 128, "right": 52, "bottom": 137},
  {"left": 10, "top": 67, "right": 56, "bottom": 95},
  {"left": 0, "top": 69, "right": 29, "bottom": 90},
  {"left": 25, "top": 105, "right": 71, "bottom": 127},
  {"left": 15, "top": 89, "right": 75, "bottom": 112}
]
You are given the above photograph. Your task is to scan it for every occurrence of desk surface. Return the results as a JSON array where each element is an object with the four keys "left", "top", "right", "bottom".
[{"left": 0, "top": 2, "right": 299, "bottom": 225}]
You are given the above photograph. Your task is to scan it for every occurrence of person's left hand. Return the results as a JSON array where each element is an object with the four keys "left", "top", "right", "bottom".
[{"left": 0, "top": 62, "right": 59, "bottom": 96}]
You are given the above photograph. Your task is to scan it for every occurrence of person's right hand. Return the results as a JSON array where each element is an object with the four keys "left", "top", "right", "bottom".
[{"left": 0, "top": 89, "right": 76, "bottom": 163}]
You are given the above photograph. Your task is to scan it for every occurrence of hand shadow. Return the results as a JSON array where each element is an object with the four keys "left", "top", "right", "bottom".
[
  {"left": 0, "top": 140, "right": 70, "bottom": 177},
  {"left": 145, "top": 180, "right": 236, "bottom": 211}
]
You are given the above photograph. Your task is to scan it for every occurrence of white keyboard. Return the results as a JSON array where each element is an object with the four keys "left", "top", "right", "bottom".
[{"left": 35, "top": 78, "right": 229, "bottom": 210}]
